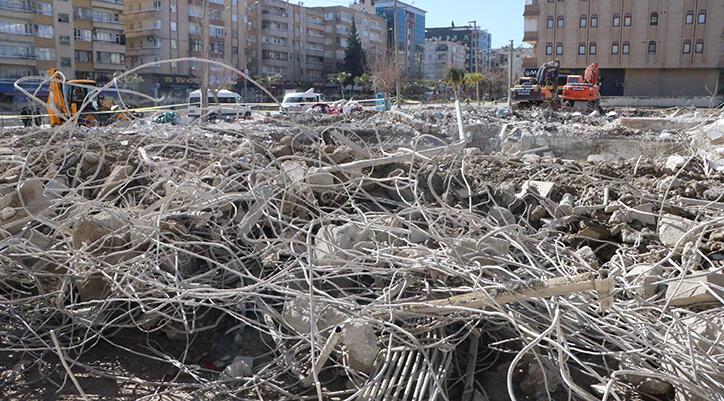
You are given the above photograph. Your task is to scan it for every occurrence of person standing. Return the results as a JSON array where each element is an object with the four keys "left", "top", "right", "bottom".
[
  {"left": 34, "top": 107, "right": 42, "bottom": 127},
  {"left": 20, "top": 106, "right": 31, "bottom": 128}
]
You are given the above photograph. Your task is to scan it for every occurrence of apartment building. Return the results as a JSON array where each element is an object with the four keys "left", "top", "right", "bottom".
[
  {"left": 490, "top": 46, "right": 535, "bottom": 81},
  {"left": 523, "top": 0, "right": 723, "bottom": 97},
  {"left": 247, "top": 0, "right": 326, "bottom": 85},
  {"left": 374, "top": 1, "right": 426, "bottom": 77},
  {"left": 315, "top": 6, "right": 386, "bottom": 75},
  {"left": 0, "top": 0, "right": 125, "bottom": 84},
  {"left": 425, "top": 25, "right": 492, "bottom": 73},
  {"left": 423, "top": 41, "right": 466, "bottom": 80},
  {"left": 123, "top": 0, "right": 247, "bottom": 100},
  {"left": 247, "top": 0, "right": 386, "bottom": 86}
]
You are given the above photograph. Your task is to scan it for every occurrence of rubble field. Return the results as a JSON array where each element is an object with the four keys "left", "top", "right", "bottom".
[{"left": 0, "top": 104, "right": 723, "bottom": 401}]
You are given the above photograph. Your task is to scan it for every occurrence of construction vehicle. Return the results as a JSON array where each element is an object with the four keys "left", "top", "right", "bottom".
[
  {"left": 562, "top": 63, "right": 602, "bottom": 112},
  {"left": 47, "top": 69, "right": 128, "bottom": 127},
  {"left": 511, "top": 60, "right": 561, "bottom": 107}
]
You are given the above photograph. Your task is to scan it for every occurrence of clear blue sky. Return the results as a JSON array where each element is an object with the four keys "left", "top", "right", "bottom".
[{"left": 299, "top": 0, "right": 526, "bottom": 48}]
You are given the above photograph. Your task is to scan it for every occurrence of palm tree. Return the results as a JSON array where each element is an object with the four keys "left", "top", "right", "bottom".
[
  {"left": 445, "top": 67, "right": 466, "bottom": 100},
  {"left": 465, "top": 73, "right": 485, "bottom": 105}
]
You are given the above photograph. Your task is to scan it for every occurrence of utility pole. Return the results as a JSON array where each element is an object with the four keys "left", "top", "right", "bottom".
[
  {"left": 394, "top": 0, "right": 401, "bottom": 109},
  {"left": 468, "top": 21, "right": 477, "bottom": 73},
  {"left": 200, "top": 0, "right": 209, "bottom": 119},
  {"left": 507, "top": 39, "right": 514, "bottom": 107}
]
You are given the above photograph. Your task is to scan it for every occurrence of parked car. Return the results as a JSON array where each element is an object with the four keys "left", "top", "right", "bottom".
[
  {"left": 188, "top": 89, "right": 251, "bottom": 119},
  {"left": 280, "top": 89, "right": 325, "bottom": 113}
]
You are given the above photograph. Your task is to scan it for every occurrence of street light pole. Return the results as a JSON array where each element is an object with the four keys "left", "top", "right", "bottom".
[
  {"left": 394, "top": 0, "right": 401, "bottom": 110},
  {"left": 507, "top": 39, "right": 514, "bottom": 107},
  {"left": 200, "top": 0, "right": 209, "bottom": 118}
]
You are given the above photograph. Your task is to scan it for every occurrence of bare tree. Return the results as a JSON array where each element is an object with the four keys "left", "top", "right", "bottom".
[
  {"left": 370, "top": 55, "right": 403, "bottom": 110},
  {"left": 208, "top": 66, "right": 240, "bottom": 103}
]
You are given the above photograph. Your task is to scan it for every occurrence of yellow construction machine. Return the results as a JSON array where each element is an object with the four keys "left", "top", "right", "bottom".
[{"left": 47, "top": 68, "right": 128, "bottom": 127}]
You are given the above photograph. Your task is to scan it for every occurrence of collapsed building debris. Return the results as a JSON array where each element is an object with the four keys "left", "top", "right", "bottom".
[{"left": 0, "top": 105, "right": 723, "bottom": 401}]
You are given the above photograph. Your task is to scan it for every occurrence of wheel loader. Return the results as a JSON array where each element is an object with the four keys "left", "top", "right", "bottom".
[{"left": 47, "top": 68, "right": 128, "bottom": 127}]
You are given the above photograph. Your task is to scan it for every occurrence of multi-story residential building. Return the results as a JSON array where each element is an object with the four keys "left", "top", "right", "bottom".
[
  {"left": 523, "top": 0, "right": 723, "bottom": 97},
  {"left": 247, "top": 0, "right": 326, "bottom": 85},
  {"left": 314, "top": 6, "right": 386, "bottom": 77},
  {"left": 123, "top": 0, "right": 247, "bottom": 100},
  {"left": 246, "top": 0, "right": 386, "bottom": 87},
  {"left": 425, "top": 25, "right": 492, "bottom": 73},
  {"left": 423, "top": 41, "right": 466, "bottom": 80},
  {"left": 0, "top": 0, "right": 125, "bottom": 84},
  {"left": 490, "top": 46, "right": 535, "bottom": 81},
  {"left": 374, "top": 1, "right": 426, "bottom": 77}
]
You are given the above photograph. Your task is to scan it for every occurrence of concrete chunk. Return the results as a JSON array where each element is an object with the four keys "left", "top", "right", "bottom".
[
  {"left": 658, "top": 214, "right": 696, "bottom": 248},
  {"left": 665, "top": 273, "right": 723, "bottom": 306}
]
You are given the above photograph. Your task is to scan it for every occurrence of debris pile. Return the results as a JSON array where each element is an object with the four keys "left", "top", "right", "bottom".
[{"left": 0, "top": 109, "right": 723, "bottom": 401}]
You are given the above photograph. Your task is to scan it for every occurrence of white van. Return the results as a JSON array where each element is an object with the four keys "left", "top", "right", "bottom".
[
  {"left": 280, "top": 89, "right": 324, "bottom": 112},
  {"left": 188, "top": 89, "right": 251, "bottom": 119}
]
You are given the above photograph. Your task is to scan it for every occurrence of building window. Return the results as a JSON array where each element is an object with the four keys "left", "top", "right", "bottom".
[
  {"left": 580, "top": 16, "right": 587, "bottom": 28},
  {"left": 59, "top": 35, "right": 70, "bottom": 45},
  {"left": 611, "top": 41, "right": 619, "bottom": 54},
  {"left": 60, "top": 57, "right": 71, "bottom": 67},
  {"left": 75, "top": 50, "right": 92, "bottom": 63},
  {"left": 58, "top": 13, "right": 69, "bottom": 23},
  {"left": 171, "top": 39, "right": 177, "bottom": 49},
  {"left": 623, "top": 13, "right": 632, "bottom": 26},
  {"left": 695, "top": 40, "right": 704, "bottom": 53},
  {"left": 36, "top": 47, "right": 54, "bottom": 60},
  {"left": 589, "top": 42, "right": 597, "bottom": 55},
  {"left": 697, "top": 10, "right": 706, "bottom": 24},
  {"left": 590, "top": 15, "right": 598, "bottom": 28},
  {"left": 613, "top": 14, "right": 620, "bottom": 27},
  {"left": 35, "top": 24, "right": 54, "bottom": 38},
  {"left": 547, "top": 17, "right": 554, "bottom": 29},
  {"left": 557, "top": 16, "right": 564, "bottom": 28},
  {"left": 685, "top": 11, "right": 694, "bottom": 24},
  {"left": 650, "top": 12, "right": 658, "bottom": 25},
  {"left": 682, "top": 40, "right": 691, "bottom": 54},
  {"left": 556, "top": 42, "right": 563, "bottom": 55},
  {"left": 545, "top": 43, "right": 553, "bottom": 55},
  {"left": 171, "top": 21, "right": 177, "bottom": 31},
  {"left": 622, "top": 42, "right": 630, "bottom": 54},
  {"left": 648, "top": 41, "right": 656, "bottom": 54},
  {"left": 578, "top": 43, "right": 586, "bottom": 55},
  {"left": 170, "top": 2, "right": 176, "bottom": 12}
]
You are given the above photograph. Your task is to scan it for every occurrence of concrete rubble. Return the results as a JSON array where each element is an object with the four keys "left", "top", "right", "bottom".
[{"left": 0, "top": 104, "right": 722, "bottom": 401}]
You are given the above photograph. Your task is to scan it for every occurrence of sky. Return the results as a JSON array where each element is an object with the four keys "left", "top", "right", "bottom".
[{"left": 298, "top": 0, "right": 527, "bottom": 48}]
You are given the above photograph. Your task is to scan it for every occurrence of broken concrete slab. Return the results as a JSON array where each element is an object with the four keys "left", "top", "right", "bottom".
[
  {"left": 658, "top": 214, "right": 697, "bottom": 249},
  {"left": 665, "top": 273, "right": 723, "bottom": 306}
]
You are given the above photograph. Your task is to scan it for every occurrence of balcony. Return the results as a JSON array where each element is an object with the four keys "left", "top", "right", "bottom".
[
  {"left": 125, "top": 26, "right": 161, "bottom": 37},
  {"left": 523, "top": 0, "right": 540, "bottom": 16},
  {"left": 121, "top": 7, "right": 159, "bottom": 20},
  {"left": 0, "top": 0, "right": 34, "bottom": 14},
  {"left": 127, "top": 45, "right": 162, "bottom": 56},
  {"left": 92, "top": 0, "right": 124, "bottom": 11},
  {"left": 523, "top": 31, "right": 538, "bottom": 43}
]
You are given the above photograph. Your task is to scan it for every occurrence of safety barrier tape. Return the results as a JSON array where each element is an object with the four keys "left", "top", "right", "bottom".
[{"left": 0, "top": 97, "right": 403, "bottom": 121}]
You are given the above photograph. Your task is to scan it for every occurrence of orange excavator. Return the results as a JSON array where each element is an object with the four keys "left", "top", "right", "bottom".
[
  {"left": 47, "top": 68, "right": 127, "bottom": 127},
  {"left": 562, "top": 63, "right": 602, "bottom": 112}
]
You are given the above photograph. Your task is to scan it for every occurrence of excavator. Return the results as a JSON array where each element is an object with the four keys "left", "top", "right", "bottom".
[
  {"left": 511, "top": 59, "right": 561, "bottom": 107},
  {"left": 47, "top": 68, "right": 128, "bottom": 127},
  {"left": 561, "top": 62, "right": 602, "bottom": 113},
  {"left": 512, "top": 61, "right": 603, "bottom": 113}
]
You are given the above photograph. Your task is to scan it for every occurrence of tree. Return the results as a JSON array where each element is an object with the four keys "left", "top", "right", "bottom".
[
  {"left": 114, "top": 72, "right": 144, "bottom": 91},
  {"left": 353, "top": 74, "right": 372, "bottom": 95},
  {"left": 328, "top": 72, "right": 351, "bottom": 99},
  {"left": 208, "top": 66, "right": 241, "bottom": 104},
  {"left": 255, "top": 74, "right": 282, "bottom": 98},
  {"left": 343, "top": 21, "right": 366, "bottom": 79},
  {"left": 371, "top": 55, "right": 403, "bottom": 110},
  {"left": 445, "top": 67, "right": 466, "bottom": 100},
  {"left": 465, "top": 73, "right": 486, "bottom": 105}
]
